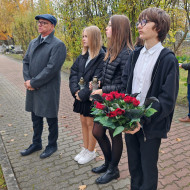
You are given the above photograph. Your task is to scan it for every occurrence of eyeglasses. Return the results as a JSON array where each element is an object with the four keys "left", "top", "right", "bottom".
[
  {"left": 36, "top": 20, "right": 49, "bottom": 26},
  {"left": 136, "top": 19, "right": 151, "bottom": 28},
  {"left": 107, "top": 23, "right": 112, "bottom": 27}
]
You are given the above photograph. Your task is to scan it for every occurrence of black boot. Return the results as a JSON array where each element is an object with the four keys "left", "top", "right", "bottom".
[
  {"left": 95, "top": 166, "right": 120, "bottom": 184},
  {"left": 92, "top": 162, "right": 109, "bottom": 174}
]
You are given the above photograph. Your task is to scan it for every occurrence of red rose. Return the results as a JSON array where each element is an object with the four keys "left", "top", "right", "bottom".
[
  {"left": 102, "top": 93, "right": 107, "bottom": 98},
  {"left": 120, "top": 93, "right": 125, "bottom": 99},
  {"left": 115, "top": 108, "right": 125, "bottom": 115},
  {"left": 106, "top": 111, "right": 117, "bottom": 117},
  {"left": 114, "top": 92, "right": 121, "bottom": 99},
  {"left": 94, "top": 101, "right": 98, "bottom": 105},
  {"left": 133, "top": 99, "right": 140, "bottom": 107},
  {"left": 96, "top": 102, "right": 105, "bottom": 110},
  {"left": 124, "top": 96, "right": 133, "bottom": 103},
  {"left": 105, "top": 94, "right": 114, "bottom": 101}
]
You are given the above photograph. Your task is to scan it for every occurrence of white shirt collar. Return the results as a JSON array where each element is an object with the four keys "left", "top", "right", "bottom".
[
  {"left": 41, "top": 35, "right": 49, "bottom": 41},
  {"left": 141, "top": 42, "right": 162, "bottom": 55}
]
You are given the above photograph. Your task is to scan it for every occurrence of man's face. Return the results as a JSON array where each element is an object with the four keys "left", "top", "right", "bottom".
[
  {"left": 137, "top": 19, "right": 158, "bottom": 42},
  {"left": 37, "top": 19, "right": 54, "bottom": 37}
]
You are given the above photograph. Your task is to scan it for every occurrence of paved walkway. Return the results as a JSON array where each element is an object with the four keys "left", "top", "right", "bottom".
[{"left": 0, "top": 54, "right": 190, "bottom": 190}]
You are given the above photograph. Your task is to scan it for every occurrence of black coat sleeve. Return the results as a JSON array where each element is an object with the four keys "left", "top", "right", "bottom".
[
  {"left": 69, "top": 56, "right": 81, "bottom": 97},
  {"left": 182, "top": 63, "right": 190, "bottom": 70},
  {"left": 121, "top": 52, "right": 133, "bottom": 93}
]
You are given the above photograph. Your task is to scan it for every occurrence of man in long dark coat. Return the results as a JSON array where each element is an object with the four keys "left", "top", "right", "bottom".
[{"left": 21, "top": 14, "right": 66, "bottom": 159}]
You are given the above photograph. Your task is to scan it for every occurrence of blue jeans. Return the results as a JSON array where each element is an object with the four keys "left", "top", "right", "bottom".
[{"left": 187, "top": 84, "right": 190, "bottom": 117}]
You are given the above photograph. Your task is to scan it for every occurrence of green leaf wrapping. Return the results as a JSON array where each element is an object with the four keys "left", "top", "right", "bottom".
[
  {"left": 113, "top": 126, "right": 125, "bottom": 137},
  {"left": 145, "top": 108, "right": 157, "bottom": 117}
]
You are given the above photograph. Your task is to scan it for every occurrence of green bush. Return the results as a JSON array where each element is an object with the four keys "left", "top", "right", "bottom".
[{"left": 176, "top": 55, "right": 190, "bottom": 63}]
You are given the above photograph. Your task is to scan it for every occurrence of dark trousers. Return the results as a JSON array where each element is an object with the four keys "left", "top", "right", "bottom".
[
  {"left": 125, "top": 129, "right": 161, "bottom": 190},
  {"left": 187, "top": 84, "right": 190, "bottom": 117},
  {"left": 32, "top": 112, "right": 58, "bottom": 148}
]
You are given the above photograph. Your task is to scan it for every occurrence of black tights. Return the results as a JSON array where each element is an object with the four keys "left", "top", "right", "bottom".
[{"left": 92, "top": 122, "right": 123, "bottom": 167}]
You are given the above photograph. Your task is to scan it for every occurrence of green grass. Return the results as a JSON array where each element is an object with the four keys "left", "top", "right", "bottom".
[
  {"left": 177, "top": 68, "right": 188, "bottom": 106},
  {"left": 62, "top": 60, "right": 73, "bottom": 73},
  {"left": 0, "top": 166, "right": 7, "bottom": 190},
  {"left": 5, "top": 53, "right": 23, "bottom": 61}
]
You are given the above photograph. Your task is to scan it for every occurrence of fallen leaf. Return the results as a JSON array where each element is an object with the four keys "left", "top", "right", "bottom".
[
  {"left": 160, "top": 150, "right": 165, "bottom": 154},
  {"left": 65, "top": 125, "right": 69, "bottom": 128},
  {"left": 0, "top": 131, "right": 5, "bottom": 133},
  {"left": 98, "top": 156, "right": 104, "bottom": 160},
  {"left": 61, "top": 116, "right": 66, "bottom": 118},
  {"left": 79, "top": 185, "right": 86, "bottom": 190},
  {"left": 176, "top": 138, "right": 182, "bottom": 142},
  {"left": 24, "top": 134, "right": 28, "bottom": 137},
  {"left": 8, "top": 124, "right": 12, "bottom": 127},
  {"left": 10, "top": 139, "right": 14, "bottom": 142},
  {"left": 0, "top": 115, "right": 3, "bottom": 117}
]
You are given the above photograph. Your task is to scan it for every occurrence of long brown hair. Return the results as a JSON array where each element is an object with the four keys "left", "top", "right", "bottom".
[
  {"left": 104, "top": 15, "right": 133, "bottom": 63},
  {"left": 82, "top": 26, "right": 102, "bottom": 59}
]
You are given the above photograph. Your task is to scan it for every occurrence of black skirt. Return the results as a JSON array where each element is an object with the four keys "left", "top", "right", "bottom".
[{"left": 73, "top": 99, "right": 93, "bottom": 117}]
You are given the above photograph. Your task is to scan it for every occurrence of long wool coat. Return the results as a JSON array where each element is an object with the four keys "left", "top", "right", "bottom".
[{"left": 23, "top": 31, "right": 66, "bottom": 118}]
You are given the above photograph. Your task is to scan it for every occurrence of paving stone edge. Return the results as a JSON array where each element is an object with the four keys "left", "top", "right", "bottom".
[{"left": 0, "top": 134, "right": 20, "bottom": 190}]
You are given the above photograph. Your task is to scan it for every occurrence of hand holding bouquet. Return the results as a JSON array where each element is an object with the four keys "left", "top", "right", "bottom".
[{"left": 91, "top": 91, "right": 158, "bottom": 137}]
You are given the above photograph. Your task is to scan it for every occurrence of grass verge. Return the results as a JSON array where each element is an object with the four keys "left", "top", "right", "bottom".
[{"left": 0, "top": 165, "right": 7, "bottom": 190}]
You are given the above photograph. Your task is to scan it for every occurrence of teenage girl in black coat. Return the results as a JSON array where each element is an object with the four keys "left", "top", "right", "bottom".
[
  {"left": 69, "top": 26, "right": 105, "bottom": 165},
  {"left": 90, "top": 15, "right": 133, "bottom": 184}
]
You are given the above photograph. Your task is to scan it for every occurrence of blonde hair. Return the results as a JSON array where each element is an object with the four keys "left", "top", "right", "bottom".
[
  {"left": 82, "top": 26, "right": 102, "bottom": 59},
  {"left": 104, "top": 15, "right": 133, "bottom": 63}
]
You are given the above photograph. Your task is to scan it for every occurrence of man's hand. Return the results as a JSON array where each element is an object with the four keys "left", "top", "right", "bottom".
[
  {"left": 179, "top": 63, "right": 182, "bottom": 68},
  {"left": 124, "top": 122, "right": 141, "bottom": 135},
  {"left": 24, "top": 80, "right": 35, "bottom": 91}
]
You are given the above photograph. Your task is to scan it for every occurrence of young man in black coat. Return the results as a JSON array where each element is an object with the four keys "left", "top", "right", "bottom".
[{"left": 122, "top": 8, "right": 179, "bottom": 190}]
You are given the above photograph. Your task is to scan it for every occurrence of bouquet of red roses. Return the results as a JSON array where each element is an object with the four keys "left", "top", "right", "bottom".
[{"left": 91, "top": 91, "right": 158, "bottom": 137}]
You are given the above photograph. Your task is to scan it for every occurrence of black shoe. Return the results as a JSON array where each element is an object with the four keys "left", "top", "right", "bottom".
[
  {"left": 40, "top": 146, "right": 57, "bottom": 159},
  {"left": 20, "top": 144, "right": 42, "bottom": 156},
  {"left": 92, "top": 163, "right": 109, "bottom": 174},
  {"left": 95, "top": 166, "right": 120, "bottom": 184}
]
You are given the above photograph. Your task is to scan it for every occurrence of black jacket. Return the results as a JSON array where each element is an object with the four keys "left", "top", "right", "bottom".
[
  {"left": 181, "top": 62, "right": 190, "bottom": 84},
  {"left": 122, "top": 47, "right": 179, "bottom": 139},
  {"left": 101, "top": 47, "right": 132, "bottom": 93},
  {"left": 69, "top": 48, "right": 105, "bottom": 102}
]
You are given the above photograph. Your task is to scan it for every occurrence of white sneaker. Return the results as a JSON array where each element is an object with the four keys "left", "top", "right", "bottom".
[
  {"left": 74, "top": 147, "right": 87, "bottom": 162},
  {"left": 78, "top": 150, "right": 96, "bottom": 164}
]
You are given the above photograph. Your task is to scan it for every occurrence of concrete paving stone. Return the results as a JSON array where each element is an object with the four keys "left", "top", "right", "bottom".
[
  {"left": 175, "top": 175, "right": 190, "bottom": 188},
  {"left": 112, "top": 178, "right": 130, "bottom": 189},
  {"left": 160, "top": 182, "right": 180, "bottom": 190},
  {"left": 82, "top": 174, "right": 101, "bottom": 185},
  {"left": 99, "top": 185, "right": 114, "bottom": 190},
  {"left": 174, "top": 168, "right": 190, "bottom": 178},
  {"left": 68, "top": 173, "right": 88, "bottom": 184},
  {"left": 74, "top": 165, "right": 91, "bottom": 175},
  {"left": 60, "top": 164, "right": 78, "bottom": 174},
  {"left": 159, "top": 174, "right": 180, "bottom": 187}
]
